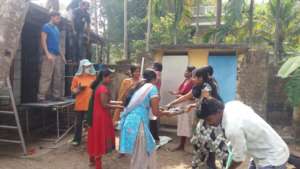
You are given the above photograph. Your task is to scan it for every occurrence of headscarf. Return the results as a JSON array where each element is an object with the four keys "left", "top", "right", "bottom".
[{"left": 75, "top": 59, "right": 96, "bottom": 76}]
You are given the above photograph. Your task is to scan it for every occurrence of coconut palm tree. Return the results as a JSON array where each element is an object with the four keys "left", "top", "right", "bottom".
[
  {"left": 216, "top": 0, "right": 222, "bottom": 28},
  {"left": 146, "top": 0, "right": 152, "bottom": 52},
  {"left": 124, "top": 0, "right": 128, "bottom": 59},
  {"left": 267, "top": 0, "right": 299, "bottom": 61},
  {"left": 248, "top": 0, "right": 255, "bottom": 44},
  {"left": 151, "top": 0, "right": 192, "bottom": 45},
  {"left": 274, "top": 0, "right": 283, "bottom": 60}
]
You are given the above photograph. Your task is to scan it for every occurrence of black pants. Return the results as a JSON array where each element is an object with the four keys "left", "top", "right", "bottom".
[
  {"left": 150, "top": 119, "right": 160, "bottom": 141},
  {"left": 75, "top": 32, "right": 87, "bottom": 62},
  {"left": 207, "top": 152, "right": 217, "bottom": 169},
  {"left": 73, "top": 111, "right": 86, "bottom": 143}
]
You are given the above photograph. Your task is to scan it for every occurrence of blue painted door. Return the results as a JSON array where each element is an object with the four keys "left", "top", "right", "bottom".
[{"left": 208, "top": 55, "right": 237, "bottom": 103}]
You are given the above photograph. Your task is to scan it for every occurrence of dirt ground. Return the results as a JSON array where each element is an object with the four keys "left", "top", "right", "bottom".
[{"left": 0, "top": 131, "right": 298, "bottom": 169}]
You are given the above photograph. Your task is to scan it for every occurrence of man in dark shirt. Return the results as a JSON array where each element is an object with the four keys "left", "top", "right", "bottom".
[
  {"left": 38, "top": 12, "right": 65, "bottom": 102},
  {"left": 67, "top": 0, "right": 82, "bottom": 11},
  {"left": 72, "top": 1, "right": 90, "bottom": 61}
]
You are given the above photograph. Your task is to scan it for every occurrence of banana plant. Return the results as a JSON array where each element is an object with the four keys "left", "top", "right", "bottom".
[{"left": 277, "top": 56, "right": 300, "bottom": 106}]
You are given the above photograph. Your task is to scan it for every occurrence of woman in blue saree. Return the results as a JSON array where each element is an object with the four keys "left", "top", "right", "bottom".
[{"left": 119, "top": 69, "right": 170, "bottom": 169}]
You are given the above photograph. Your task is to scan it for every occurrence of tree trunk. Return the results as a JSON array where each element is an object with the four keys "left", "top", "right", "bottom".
[
  {"left": 92, "top": 0, "right": 99, "bottom": 62},
  {"left": 173, "top": 27, "right": 177, "bottom": 45},
  {"left": 173, "top": 0, "right": 178, "bottom": 45},
  {"left": 0, "top": 0, "right": 29, "bottom": 86},
  {"left": 124, "top": 0, "right": 129, "bottom": 60},
  {"left": 107, "top": 43, "right": 110, "bottom": 64},
  {"left": 248, "top": 0, "right": 254, "bottom": 45},
  {"left": 216, "top": 0, "right": 222, "bottom": 28},
  {"left": 146, "top": 0, "right": 152, "bottom": 52},
  {"left": 195, "top": 0, "right": 200, "bottom": 37},
  {"left": 274, "top": 0, "right": 284, "bottom": 62},
  {"left": 215, "top": 0, "right": 222, "bottom": 43}
]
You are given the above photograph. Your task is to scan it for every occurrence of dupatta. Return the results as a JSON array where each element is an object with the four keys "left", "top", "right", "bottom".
[{"left": 118, "top": 83, "right": 154, "bottom": 129}]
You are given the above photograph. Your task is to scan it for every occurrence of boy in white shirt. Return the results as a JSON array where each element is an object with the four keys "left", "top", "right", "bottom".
[{"left": 198, "top": 98, "right": 289, "bottom": 169}]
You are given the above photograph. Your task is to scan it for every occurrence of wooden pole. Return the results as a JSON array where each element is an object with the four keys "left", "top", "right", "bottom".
[
  {"left": 124, "top": 0, "right": 128, "bottom": 60},
  {"left": 140, "top": 57, "right": 145, "bottom": 80}
]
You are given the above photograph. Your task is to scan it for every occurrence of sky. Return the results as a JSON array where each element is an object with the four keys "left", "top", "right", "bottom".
[
  {"left": 31, "top": 0, "right": 71, "bottom": 7},
  {"left": 32, "top": 0, "right": 268, "bottom": 9},
  {"left": 31, "top": 0, "right": 268, "bottom": 17},
  {"left": 31, "top": 0, "right": 72, "bottom": 16}
]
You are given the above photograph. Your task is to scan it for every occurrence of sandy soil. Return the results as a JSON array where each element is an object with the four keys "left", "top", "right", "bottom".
[{"left": 0, "top": 131, "right": 297, "bottom": 169}]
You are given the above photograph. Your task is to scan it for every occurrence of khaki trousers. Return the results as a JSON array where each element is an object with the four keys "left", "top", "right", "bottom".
[{"left": 37, "top": 55, "right": 64, "bottom": 100}]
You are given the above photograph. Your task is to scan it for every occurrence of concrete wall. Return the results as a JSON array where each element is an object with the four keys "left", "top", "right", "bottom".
[
  {"left": 237, "top": 51, "right": 268, "bottom": 118},
  {"left": 236, "top": 51, "right": 292, "bottom": 125},
  {"left": 0, "top": 0, "right": 28, "bottom": 84},
  {"left": 153, "top": 51, "right": 163, "bottom": 62},
  {"left": 12, "top": 43, "right": 22, "bottom": 105},
  {"left": 154, "top": 49, "right": 271, "bottom": 120},
  {"left": 153, "top": 49, "right": 210, "bottom": 68},
  {"left": 154, "top": 49, "right": 292, "bottom": 126},
  {"left": 188, "top": 49, "right": 208, "bottom": 67},
  {"left": 266, "top": 65, "right": 292, "bottom": 125}
]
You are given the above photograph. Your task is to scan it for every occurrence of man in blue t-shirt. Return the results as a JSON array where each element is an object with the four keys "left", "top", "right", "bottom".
[{"left": 37, "top": 12, "right": 65, "bottom": 102}]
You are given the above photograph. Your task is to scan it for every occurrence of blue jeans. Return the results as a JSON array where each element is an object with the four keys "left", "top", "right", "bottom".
[{"left": 248, "top": 160, "right": 286, "bottom": 169}]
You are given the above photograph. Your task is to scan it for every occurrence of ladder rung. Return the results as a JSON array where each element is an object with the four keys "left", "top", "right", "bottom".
[
  {"left": 0, "top": 125, "right": 18, "bottom": 130},
  {"left": 0, "top": 110, "right": 14, "bottom": 115},
  {"left": 0, "top": 96, "right": 10, "bottom": 98},
  {"left": 0, "top": 138, "right": 21, "bottom": 144}
]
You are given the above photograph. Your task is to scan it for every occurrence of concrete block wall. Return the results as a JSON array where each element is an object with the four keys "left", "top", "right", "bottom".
[{"left": 237, "top": 51, "right": 269, "bottom": 118}]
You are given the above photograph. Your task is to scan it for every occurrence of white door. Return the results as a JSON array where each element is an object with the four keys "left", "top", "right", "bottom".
[{"left": 161, "top": 55, "right": 189, "bottom": 105}]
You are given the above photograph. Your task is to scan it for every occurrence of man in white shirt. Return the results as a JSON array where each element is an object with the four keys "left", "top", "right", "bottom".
[{"left": 198, "top": 98, "right": 289, "bottom": 169}]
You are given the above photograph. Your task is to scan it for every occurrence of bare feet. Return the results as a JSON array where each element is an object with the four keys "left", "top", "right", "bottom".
[
  {"left": 117, "top": 153, "right": 125, "bottom": 159},
  {"left": 89, "top": 157, "right": 95, "bottom": 167}
]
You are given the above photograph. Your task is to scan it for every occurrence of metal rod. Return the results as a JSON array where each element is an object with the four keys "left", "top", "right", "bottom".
[
  {"left": 55, "top": 124, "right": 74, "bottom": 144},
  {"left": 26, "top": 110, "right": 30, "bottom": 137},
  {"left": 6, "top": 78, "right": 27, "bottom": 155},
  {"left": 57, "top": 109, "right": 60, "bottom": 138}
]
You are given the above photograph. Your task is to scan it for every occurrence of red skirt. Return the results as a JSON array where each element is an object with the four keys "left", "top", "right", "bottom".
[{"left": 87, "top": 108, "right": 115, "bottom": 157}]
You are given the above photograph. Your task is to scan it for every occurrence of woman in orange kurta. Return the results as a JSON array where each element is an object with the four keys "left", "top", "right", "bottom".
[
  {"left": 87, "top": 69, "right": 122, "bottom": 169},
  {"left": 112, "top": 64, "right": 140, "bottom": 125},
  {"left": 70, "top": 59, "right": 96, "bottom": 146}
]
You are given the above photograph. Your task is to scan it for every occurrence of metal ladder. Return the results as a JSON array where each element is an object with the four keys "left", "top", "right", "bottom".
[{"left": 0, "top": 78, "right": 27, "bottom": 155}]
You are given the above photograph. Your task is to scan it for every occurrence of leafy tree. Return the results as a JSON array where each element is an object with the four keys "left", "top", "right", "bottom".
[
  {"left": 151, "top": 13, "right": 193, "bottom": 45},
  {"left": 101, "top": 0, "right": 124, "bottom": 43},
  {"left": 202, "top": 0, "right": 300, "bottom": 62},
  {"left": 128, "top": 17, "right": 147, "bottom": 41},
  {"left": 151, "top": 0, "right": 192, "bottom": 44}
]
